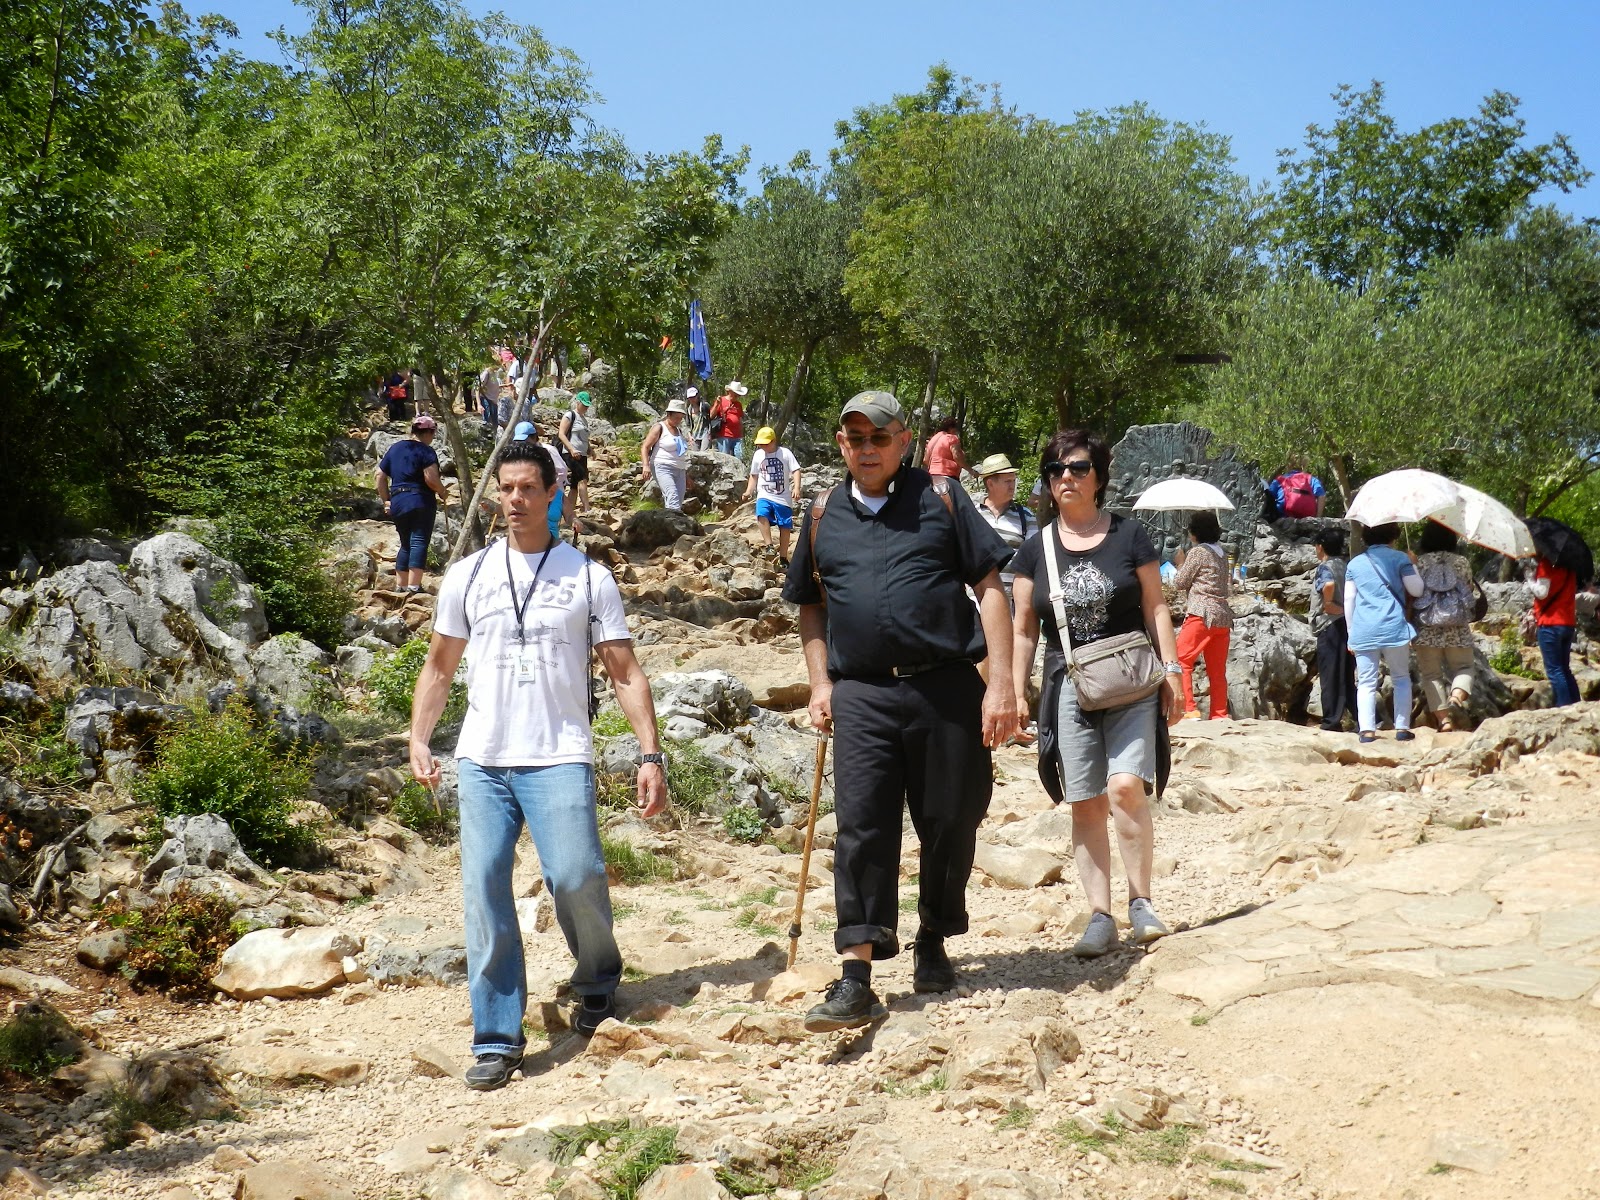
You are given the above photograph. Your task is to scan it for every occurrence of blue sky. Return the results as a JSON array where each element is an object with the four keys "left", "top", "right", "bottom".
[{"left": 218, "top": 0, "right": 1598, "bottom": 217}]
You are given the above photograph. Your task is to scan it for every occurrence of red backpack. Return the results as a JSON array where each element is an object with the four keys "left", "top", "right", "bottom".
[{"left": 1276, "top": 471, "right": 1318, "bottom": 518}]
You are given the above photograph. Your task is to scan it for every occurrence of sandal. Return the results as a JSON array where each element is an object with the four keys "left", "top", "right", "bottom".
[{"left": 1437, "top": 716, "right": 1455, "bottom": 733}]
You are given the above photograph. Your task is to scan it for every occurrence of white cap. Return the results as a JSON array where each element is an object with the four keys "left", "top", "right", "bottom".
[{"left": 685, "top": 387, "right": 698, "bottom": 398}]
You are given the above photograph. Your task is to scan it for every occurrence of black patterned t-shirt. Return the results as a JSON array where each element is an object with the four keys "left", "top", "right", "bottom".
[{"left": 1011, "top": 515, "right": 1158, "bottom": 651}]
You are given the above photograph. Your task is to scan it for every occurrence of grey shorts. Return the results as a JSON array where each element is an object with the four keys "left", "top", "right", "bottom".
[{"left": 1055, "top": 685, "right": 1159, "bottom": 804}]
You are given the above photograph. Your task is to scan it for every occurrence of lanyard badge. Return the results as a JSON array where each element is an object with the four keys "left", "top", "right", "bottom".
[{"left": 508, "top": 540, "right": 556, "bottom": 682}]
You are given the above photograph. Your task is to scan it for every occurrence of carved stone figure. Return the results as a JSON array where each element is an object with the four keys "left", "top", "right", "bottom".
[{"left": 1105, "top": 422, "right": 1264, "bottom": 566}]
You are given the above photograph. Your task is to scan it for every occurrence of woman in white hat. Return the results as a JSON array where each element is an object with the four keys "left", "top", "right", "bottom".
[{"left": 641, "top": 399, "right": 692, "bottom": 511}]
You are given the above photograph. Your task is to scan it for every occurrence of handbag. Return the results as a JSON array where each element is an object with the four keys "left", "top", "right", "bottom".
[{"left": 1042, "top": 524, "right": 1165, "bottom": 712}]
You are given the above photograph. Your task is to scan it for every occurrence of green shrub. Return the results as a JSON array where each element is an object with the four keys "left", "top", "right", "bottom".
[
  {"left": 591, "top": 707, "right": 633, "bottom": 741},
  {"left": 665, "top": 740, "right": 731, "bottom": 816},
  {"left": 547, "top": 1120, "right": 681, "bottom": 1200},
  {"left": 0, "top": 1004, "right": 80, "bottom": 1080},
  {"left": 102, "top": 1082, "right": 193, "bottom": 1148},
  {"left": 601, "top": 834, "right": 676, "bottom": 885},
  {"left": 0, "top": 699, "right": 80, "bottom": 789},
  {"left": 368, "top": 639, "right": 466, "bottom": 726},
  {"left": 101, "top": 886, "right": 245, "bottom": 997},
  {"left": 721, "top": 805, "right": 767, "bottom": 844},
  {"left": 132, "top": 696, "right": 320, "bottom": 865},
  {"left": 596, "top": 772, "right": 636, "bottom": 813},
  {"left": 392, "top": 780, "right": 457, "bottom": 842},
  {"left": 1489, "top": 625, "right": 1542, "bottom": 679}
]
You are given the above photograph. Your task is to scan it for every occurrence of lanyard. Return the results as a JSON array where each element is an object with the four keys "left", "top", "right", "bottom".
[{"left": 506, "top": 539, "right": 556, "bottom": 646}]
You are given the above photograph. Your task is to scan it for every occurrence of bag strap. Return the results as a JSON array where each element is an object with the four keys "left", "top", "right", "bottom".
[
  {"left": 1042, "top": 525, "right": 1076, "bottom": 669},
  {"left": 583, "top": 555, "right": 599, "bottom": 721},
  {"left": 808, "top": 479, "right": 956, "bottom": 605},
  {"left": 460, "top": 537, "right": 501, "bottom": 636}
]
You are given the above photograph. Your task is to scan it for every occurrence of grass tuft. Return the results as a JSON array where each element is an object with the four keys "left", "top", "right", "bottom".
[
  {"left": 0, "top": 1005, "right": 80, "bottom": 1080},
  {"left": 601, "top": 835, "right": 676, "bottom": 884}
]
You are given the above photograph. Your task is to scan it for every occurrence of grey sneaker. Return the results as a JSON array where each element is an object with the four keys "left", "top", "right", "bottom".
[
  {"left": 1071, "top": 912, "right": 1118, "bottom": 958},
  {"left": 464, "top": 1051, "right": 523, "bottom": 1091},
  {"left": 1128, "top": 898, "right": 1171, "bottom": 945}
]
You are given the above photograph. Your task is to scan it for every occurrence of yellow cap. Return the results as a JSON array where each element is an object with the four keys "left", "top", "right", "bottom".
[{"left": 754, "top": 427, "right": 777, "bottom": 446}]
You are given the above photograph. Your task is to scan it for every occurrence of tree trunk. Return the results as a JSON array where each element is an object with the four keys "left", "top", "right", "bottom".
[
  {"left": 758, "top": 350, "right": 775, "bottom": 426},
  {"left": 912, "top": 350, "right": 940, "bottom": 467},
  {"left": 450, "top": 319, "right": 548, "bottom": 567},
  {"left": 773, "top": 335, "right": 823, "bottom": 442},
  {"left": 734, "top": 344, "right": 753, "bottom": 384},
  {"left": 1052, "top": 375, "right": 1074, "bottom": 430},
  {"left": 433, "top": 370, "right": 474, "bottom": 503},
  {"left": 1327, "top": 453, "right": 1354, "bottom": 512}
]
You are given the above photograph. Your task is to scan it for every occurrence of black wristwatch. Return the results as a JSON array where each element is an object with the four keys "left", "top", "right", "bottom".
[{"left": 637, "top": 752, "right": 667, "bottom": 773}]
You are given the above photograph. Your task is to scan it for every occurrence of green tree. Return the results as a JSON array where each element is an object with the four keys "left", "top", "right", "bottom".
[
  {"left": 1273, "top": 82, "right": 1589, "bottom": 300},
  {"left": 702, "top": 156, "right": 860, "bottom": 440}
]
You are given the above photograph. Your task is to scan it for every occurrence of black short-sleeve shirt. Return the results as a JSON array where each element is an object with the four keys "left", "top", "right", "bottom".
[
  {"left": 1010, "top": 515, "right": 1158, "bottom": 652},
  {"left": 781, "top": 468, "right": 1009, "bottom": 680}
]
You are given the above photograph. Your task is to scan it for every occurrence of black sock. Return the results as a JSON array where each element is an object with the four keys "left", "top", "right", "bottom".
[
  {"left": 842, "top": 958, "right": 871, "bottom": 984},
  {"left": 915, "top": 929, "right": 943, "bottom": 948}
]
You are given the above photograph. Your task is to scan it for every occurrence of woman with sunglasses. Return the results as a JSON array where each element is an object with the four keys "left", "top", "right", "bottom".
[{"left": 1009, "top": 430, "right": 1182, "bottom": 957}]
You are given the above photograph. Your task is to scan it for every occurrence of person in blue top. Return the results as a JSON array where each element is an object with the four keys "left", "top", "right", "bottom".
[
  {"left": 1343, "top": 523, "right": 1424, "bottom": 744},
  {"left": 377, "top": 415, "right": 450, "bottom": 593}
]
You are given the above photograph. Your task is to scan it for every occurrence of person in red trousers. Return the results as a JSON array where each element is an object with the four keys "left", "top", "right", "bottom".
[{"left": 1172, "top": 511, "right": 1233, "bottom": 720}]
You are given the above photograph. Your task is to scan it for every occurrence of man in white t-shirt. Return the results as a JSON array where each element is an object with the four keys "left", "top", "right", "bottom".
[
  {"left": 409, "top": 440, "right": 668, "bottom": 1091},
  {"left": 741, "top": 426, "right": 803, "bottom": 563}
]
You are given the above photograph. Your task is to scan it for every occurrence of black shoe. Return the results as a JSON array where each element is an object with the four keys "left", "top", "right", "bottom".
[
  {"left": 803, "top": 977, "right": 885, "bottom": 1033},
  {"left": 913, "top": 939, "right": 957, "bottom": 993},
  {"left": 1395, "top": 729, "right": 1416, "bottom": 742},
  {"left": 573, "top": 993, "right": 616, "bottom": 1037},
  {"left": 464, "top": 1051, "right": 523, "bottom": 1091},
  {"left": 1358, "top": 731, "right": 1377, "bottom": 744}
]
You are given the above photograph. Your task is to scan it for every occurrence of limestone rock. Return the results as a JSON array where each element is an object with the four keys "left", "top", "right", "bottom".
[
  {"left": 76, "top": 929, "right": 128, "bottom": 971},
  {"left": 619, "top": 509, "right": 701, "bottom": 551},
  {"left": 1225, "top": 596, "right": 1316, "bottom": 720},
  {"left": 129, "top": 531, "right": 267, "bottom": 674},
  {"left": 235, "top": 1161, "right": 355, "bottom": 1200},
  {"left": 249, "top": 635, "right": 333, "bottom": 704},
  {"left": 362, "top": 942, "right": 467, "bottom": 988},
  {"left": 944, "top": 1018, "right": 1079, "bottom": 1096},
  {"left": 212, "top": 927, "right": 362, "bottom": 1000},
  {"left": 224, "top": 1045, "right": 368, "bottom": 1086},
  {"left": 651, "top": 670, "right": 753, "bottom": 731},
  {"left": 375, "top": 1125, "right": 471, "bottom": 1175},
  {"left": 420, "top": 1167, "right": 507, "bottom": 1199},
  {"left": 410, "top": 1044, "right": 462, "bottom": 1080},
  {"left": 671, "top": 645, "right": 811, "bottom": 710},
  {"left": 124, "top": 1049, "right": 232, "bottom": 1123},
  {"left": 973, "top": 843, "right": 1063, "bottom": 890},
  {"left": 8, "top": 560, "right": 188, "bottom": 682},
  {"left": 143, "top": 813, "right": 277, "bottom": 893},
  {"left": 709, "top": 1011, "right": 806, "bottom": 1046},
  {"left": 633, "top": 1163, "right": 733, "bottom": 1200},
  {"left": 1428, "top": 1129, "right": 1508, "bottom": 1173}
]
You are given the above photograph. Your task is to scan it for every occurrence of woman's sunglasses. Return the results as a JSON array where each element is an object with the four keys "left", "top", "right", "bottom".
[{"left": 1042, "top": 459, "right": 1094, "bottom": 480}]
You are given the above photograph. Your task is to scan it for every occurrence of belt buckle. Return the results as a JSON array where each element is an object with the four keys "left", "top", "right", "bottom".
[{"left": 891, "top": 664, "right": 914, "bottom": 679}]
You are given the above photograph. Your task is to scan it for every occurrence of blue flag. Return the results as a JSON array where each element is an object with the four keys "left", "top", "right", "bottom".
[{"left": 688, "top": 299, "right": 713, "bottom": 380}]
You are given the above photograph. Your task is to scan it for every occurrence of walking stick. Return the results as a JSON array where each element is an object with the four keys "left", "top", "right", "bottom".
[{"left": 787, "top": 733, "right": 830, "bottom": 971}]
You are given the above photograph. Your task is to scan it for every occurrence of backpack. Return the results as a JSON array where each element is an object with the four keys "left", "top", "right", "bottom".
[
  {"left": 1275, "top": 472, "right": 1318, "bottom": 518},
  {"left": 1414, "top": 557, "right": 1473, "bottom": 627},
  {"left": 808, "top": 478, "right": 955, "bottom": 603}
]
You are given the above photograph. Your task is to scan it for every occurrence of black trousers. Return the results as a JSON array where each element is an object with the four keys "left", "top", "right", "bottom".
[
  {"left": 830, "top": 664, "right": 992, "bottom": 960},
  {"left": 1316, "top": 618, "right": 1357, "bottom": 730}
]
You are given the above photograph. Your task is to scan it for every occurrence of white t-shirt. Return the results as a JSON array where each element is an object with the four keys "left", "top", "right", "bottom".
[
  {"left": 433, "top": 540, "right": 629, "bottom": 767},
  {"left": 750, "top": 446, "right": 800, "bottom": 508}
]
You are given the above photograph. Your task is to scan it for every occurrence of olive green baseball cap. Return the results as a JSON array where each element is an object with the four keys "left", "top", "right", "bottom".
[{"left": 839, "top": 390, "right": 907, "bottom": 429}]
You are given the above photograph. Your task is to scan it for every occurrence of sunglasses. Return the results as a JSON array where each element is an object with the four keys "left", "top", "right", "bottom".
[
  {"left": 1043, "top": 459, "right": 1094, "bottom": 480},
  {"left": 841, "top": 430, "right": 899, "bottom": 450}
]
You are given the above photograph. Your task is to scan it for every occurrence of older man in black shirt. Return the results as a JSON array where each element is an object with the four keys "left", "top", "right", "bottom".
[{"left": 783, "top": 391, "right": 1018, "bottom": 1032}]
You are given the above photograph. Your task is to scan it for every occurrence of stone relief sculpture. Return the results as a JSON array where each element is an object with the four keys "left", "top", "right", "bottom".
[{"left": 1104, "top": 422, "right": 1264, "bottom": 565}]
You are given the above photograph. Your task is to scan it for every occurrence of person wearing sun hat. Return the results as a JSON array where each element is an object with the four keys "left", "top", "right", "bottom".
[
  {"left": 742, "top": 426, "right": 803, "bottom": 563},
  {"left": 558, "top": 390, "right": 594, "bottom": 522},
  {"left": 782, "top": 390, "right": 1015, "bottom": 1032},
  {"left": 973, "top": 453, "right": 1038, "bottom": 604},
  {"left": 711, "top": 381, "right": 748, "bottom": 458},
  {"left": 641, "top": 399, "right": 692, "bottom": 511}
]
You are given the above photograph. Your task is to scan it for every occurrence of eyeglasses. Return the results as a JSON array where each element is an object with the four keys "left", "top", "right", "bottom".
[
  {"left": 1043, "top": 459, "right": 1094, "bottom": 480},
  {"left": 841, "top": 430, "right": 899, "bottom": 450}
]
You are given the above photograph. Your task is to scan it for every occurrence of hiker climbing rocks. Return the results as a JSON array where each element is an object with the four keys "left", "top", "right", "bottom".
[
  {"left": 710, "top": 382, "right": 748, "bottom": 458},
  {"left": 376, "top": 414, "right": 449, "bottom": 593},
  {"left": 783, "top": 390, "right": 1015, "bottom": 1032},
  {"left": 409, "top": 439, "right": 668, "bottom": 1091},
  {"left": 742, "top": 426, "right": 802, "bottom": 563},
  {"left": 641, "top": 400, "right": 692, "bottom": 512},
  {"left": 558, "top": 390, "right": 594, "bottom": 522}
]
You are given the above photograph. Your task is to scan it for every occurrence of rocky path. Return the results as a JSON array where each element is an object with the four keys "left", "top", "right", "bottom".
[{"left": 8, "top": 707, "right": 1600, "bottom": 1200}]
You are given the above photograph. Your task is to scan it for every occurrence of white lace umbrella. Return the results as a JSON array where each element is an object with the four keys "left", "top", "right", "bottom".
[
  {"left": 1132, "top": 478, "right": 1235, "bottom": 512},
  {"left": 1426, "top": 482, "right": 1536, "bottom": 559},
  {"left": 1345, "top": 469, "right": 1459, "bottom": 526}
]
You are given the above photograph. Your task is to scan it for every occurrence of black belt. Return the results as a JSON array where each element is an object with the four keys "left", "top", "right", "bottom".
[{"left": 888, "top": 658, "right": 969, "bottom": 679}]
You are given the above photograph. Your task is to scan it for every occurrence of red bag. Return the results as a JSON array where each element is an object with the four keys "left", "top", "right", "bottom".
[
  {"left": 1276, "top": 471, "right": 1319, "bottom": 518},
  {"left": 386, "top": 382, "right": 408, "bottom": 401}
]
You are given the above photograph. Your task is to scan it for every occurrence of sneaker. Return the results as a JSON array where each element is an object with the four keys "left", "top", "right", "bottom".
[
  {"left": 1071, "top": 912, "right": 1118, "bottom": 958},
  {"left": 573, "top": 993, "right": 616, "bottom": 1037},
  {"left": 913, "top": 938, "right": 957, "bottom": 993},
  {"left": 1395, "top": 729, "right": 1416, "bottom": 742},
  {"left": 803, "top": 977, "right": 885, "bottom": 1033},
  {"left": 1128, "top": 898, "right": 1171, "bottom": 945},
  {"left": 463, "top": 1051, "right": 523, "bottom": 1091}
]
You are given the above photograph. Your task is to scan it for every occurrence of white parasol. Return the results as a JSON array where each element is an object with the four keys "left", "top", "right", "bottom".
[
  {"left": 1345, "top": 469, "right": 1459, "bottom": 526},
  {"left": 1133, "top": 478, "right": 1236, "bottom": 512},
  {"left": 1425, "top": 482, "right": 1536, "bottom": 559}
]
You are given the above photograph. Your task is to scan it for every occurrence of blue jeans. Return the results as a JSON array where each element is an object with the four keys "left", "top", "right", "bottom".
[
  {"left": 480, "top": 394, "right": 497, "bottom": 428},
  {"left": 1538, "top": 624, "right": 1579, "bottom": 707},
  {"left": 1354, "top": 645, "right": 1412, "bottom": 733},
  {"left": 392, "top": 505, "right": 435, "bottom": 572},
  {"left": 717, "top": 437, "right": 742, "bottom": 459},
  {"left": 457, "top": 760, "right": 620, "bottom": 1057}
]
